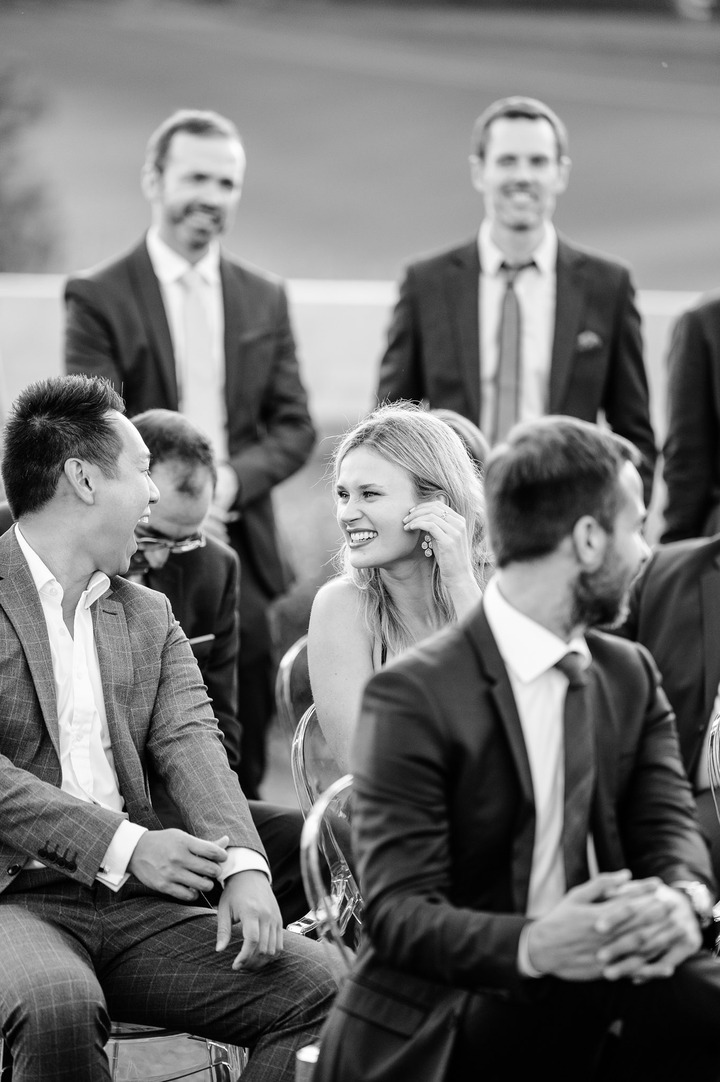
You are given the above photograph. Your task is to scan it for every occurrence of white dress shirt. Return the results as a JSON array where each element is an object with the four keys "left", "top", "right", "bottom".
[
  {"left": 483, "top": 575, "right": 593, "bottom": 918},
  {"left": 17, "top": 526, "right": 269, "bottom": 889},
  {"left": 145, "top": 230, "right": 238, "bottom": 516},
  {"left": 478, "top": 221, "right": 557, "bottom": 440}
]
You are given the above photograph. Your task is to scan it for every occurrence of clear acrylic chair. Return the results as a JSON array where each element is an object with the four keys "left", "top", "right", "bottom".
[
  {"left": 1, "top": 1026, "right": 248, "bottom": 1081},
  {"left": 293, "top": 774, "right": 362, "bottom": 1081},
  {"left": 703, "top": 712, "right": 720, "bottom": 950},
  {"left": 299, "top": 772, "right": 362, "bottom": 964},
  {"left": 274, "top": 634, "right": 312, "bottom": 744},
  {"left": 291, "top": 703, "right": 343, "bottom": 818}
]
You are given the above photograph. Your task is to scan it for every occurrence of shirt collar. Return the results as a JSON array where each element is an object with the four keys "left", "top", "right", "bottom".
[
  {"left": 483, "top": 574, "right": 590, "bottom": 684},
  {"left": 146, "top": 227, "right": 221, "bottom": 286},
  {"left": 478, "top": 219, "right": 557, "bottom": 277},
  {"left": 15, "top": 524, "right": 111, "bottom": 609}
]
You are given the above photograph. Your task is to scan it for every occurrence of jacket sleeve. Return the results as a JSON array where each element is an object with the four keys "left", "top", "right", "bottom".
[
  {"left": 376, "top": 264, "right": 426, "bottom": 406},
  {"left": 352, "top": 665, "right": 529, "bottom": 997},
  {"left": 63, "top": 276, "right": 125, "bottom": 389},
  {"left": 601, "top": 267, "right": 657, "bottom": 507},
  {"left": 229, "top": 283, "right": 316, "bottom": 508},
  {"left": 661, "top": 308, "right": 718, "bottom": 542},
  {"left": 143, "top": 604, "right": 264, "bottom": 856}
]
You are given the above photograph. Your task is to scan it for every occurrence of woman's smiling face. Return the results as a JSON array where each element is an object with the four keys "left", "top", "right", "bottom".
[{"left": 335, "top": 446, "right": 421, "bottom": 570}]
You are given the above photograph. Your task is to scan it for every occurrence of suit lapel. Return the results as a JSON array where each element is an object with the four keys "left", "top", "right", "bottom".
[
  {"left": 221, "top": 258, "right": 246, "bottom": 415},
  {"left": 0, "top": 532, "right": 61, "bottom": 757},
  {"left": 549, "top": 239, "right": 585, "bottom": 412},
  {"left": 93, "top": 589, "right": 148, "bottom": 816},
  {"left": 700, "top": 554, "right": 720, "bottom": 721},
  {"left": 443, "top": 242, "right": 481, "bottom": 420},
  {"left": 127, "top": 239, "right": 179, "bottom": 407},
  {"left": 466, "top": 605, "right": 535, "bottom": 910}
]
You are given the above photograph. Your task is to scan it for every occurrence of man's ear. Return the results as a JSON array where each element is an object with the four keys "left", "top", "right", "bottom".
[
  {"left": 469, "top": 154, "right": 485, "bottom": 194},
  {"left": 63, "top": 458, "right": 96, "bottom": 505},
  {"left": 140, "top": 163, "right": 160, "bottom": 204},
  {"left": 570, "top": 514, "right": 608, "bottom": 572}
]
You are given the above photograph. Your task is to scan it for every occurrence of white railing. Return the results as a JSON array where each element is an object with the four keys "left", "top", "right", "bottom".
[{"left": 0, "top": 274, "right": 699, "bottom": 442}]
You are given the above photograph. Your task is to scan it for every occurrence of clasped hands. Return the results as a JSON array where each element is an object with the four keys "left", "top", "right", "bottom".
[
  {"left": 128, "top": 828, "right": 283, "bottom": 971},
  {"left": 525, "top": 869, "right": 703, "bottom": 984}
]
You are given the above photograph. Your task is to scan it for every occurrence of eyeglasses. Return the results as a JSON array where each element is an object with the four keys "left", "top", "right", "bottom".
[{"left": 134, "top": 531, "right": 206, "bottom": 555}]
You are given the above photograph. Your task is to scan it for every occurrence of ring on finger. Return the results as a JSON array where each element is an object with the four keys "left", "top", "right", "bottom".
[{"left": 441, "top": 509, "right": 449, "bottom": 520}]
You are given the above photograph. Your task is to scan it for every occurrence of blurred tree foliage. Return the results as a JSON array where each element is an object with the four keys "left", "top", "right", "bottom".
[{"left": 0, "top": 66, "right": 59, "bottom": 271}]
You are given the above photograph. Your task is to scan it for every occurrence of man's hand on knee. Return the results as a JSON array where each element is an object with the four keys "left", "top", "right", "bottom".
[
  {"left": 216, "top": 869, "right": 284, "bottom": 971},
  {"left": 128, "top": 830, "right": 229, "bottom": 900}
]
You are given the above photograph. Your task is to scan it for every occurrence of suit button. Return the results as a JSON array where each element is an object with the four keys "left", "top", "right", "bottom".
[
  {"left": 7, "top": 865, "right": 21, "bottom": 877},
  {"left": 66, "top": 860, "right": 77, "bottom": 872}
]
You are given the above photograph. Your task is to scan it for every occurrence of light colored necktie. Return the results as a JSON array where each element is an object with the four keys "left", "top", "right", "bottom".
[
  {"left": 180, "top": 267, "right": 227, "bottom": 461},
  {"left": 555, "top": 651, "right": 595, "bottom": 890},
  {"left": 494, "top": 261, "right": 533, "bottom": 443}
]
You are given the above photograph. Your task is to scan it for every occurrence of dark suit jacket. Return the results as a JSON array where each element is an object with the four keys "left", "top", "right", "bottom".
[
  {"left": 0, "top": 529, "right": 263, "bottom": 894},
  {"left": 661, "top": 292, "right": 720, "bottom": 542},
  {"left": 377, "top": 235, "right": 657, "bottom": 503},
  {"left": 314, "top": 602, "right": 712, "bottom": 1081},
  {"left": 63, "top": 238, "right": 315, "bottom": 598},
  {"left": 619, "top": 535, "right": 720, "bottom": 784}
]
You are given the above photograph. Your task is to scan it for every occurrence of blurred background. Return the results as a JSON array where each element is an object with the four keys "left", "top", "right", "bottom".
[
  {"left": 2, "top": 0, "right": 720, "bottom": 287},
  {"left": 1, "top": 0, "right": 719, "bottom": 672}
]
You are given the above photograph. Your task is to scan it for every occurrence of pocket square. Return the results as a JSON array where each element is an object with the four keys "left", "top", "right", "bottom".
[{"left": 576, "top": 330, "right": 603, "bottom": 352}]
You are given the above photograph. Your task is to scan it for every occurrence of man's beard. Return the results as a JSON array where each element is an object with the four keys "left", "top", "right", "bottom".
[{"left": 570, "top": 552, "right": 630, "bottom": 631}]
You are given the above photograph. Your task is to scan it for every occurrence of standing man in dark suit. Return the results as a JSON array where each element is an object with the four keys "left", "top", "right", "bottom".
[
  {"left": 314, "top": 416, "right": 720, "bottom": 1082},
  {"left": 0, "top": 374, "right": 339, "bottom": 1082},
  {"left": 377, "top": 96, "right": 657, "bottom": 505},
  {"left": 64, "top": 108, "right": 316, "bottom": 799},
  {"left": 660, "top": 292, "right": 720, "bottom": 542},
  {"left": 617, "top": 532, "right": 720, "bottom": 882}
]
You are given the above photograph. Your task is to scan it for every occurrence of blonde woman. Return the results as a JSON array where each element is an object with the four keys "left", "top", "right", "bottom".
[{"left": 308, "top": 403, "right": 491, "bottom": 771}]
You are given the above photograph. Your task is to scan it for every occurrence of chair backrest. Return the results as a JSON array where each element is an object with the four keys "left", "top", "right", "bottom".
[
  {"left": 275, "top": 633, "right": 312, "bottom": 743},
  {"left": 300, "top": 772, "right": 363, "bottom": 966},
  {"left": 291, "top": 703, "right": 343, "bottom": 818},
  {"left": 708, "top": 714, "right": 720, "bottom": 826}
]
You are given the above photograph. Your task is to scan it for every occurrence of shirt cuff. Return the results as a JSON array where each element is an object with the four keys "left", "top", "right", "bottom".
[
  {"left": 518, "top": 922, "right": 544, "bottom": 978},
  {"left": 96, "top": 821, "right": 148, "bottom": 892},
  {"left": 219, "top": 846, "right": 271, "bottom": 885}
]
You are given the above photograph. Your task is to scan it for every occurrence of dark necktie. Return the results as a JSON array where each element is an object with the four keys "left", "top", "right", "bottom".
[
  {"left": 494, "top": 261, "right": 533, "bottom": 444},
  {"left": 555, "top": 651, "right": 595, "bottom": 890}
]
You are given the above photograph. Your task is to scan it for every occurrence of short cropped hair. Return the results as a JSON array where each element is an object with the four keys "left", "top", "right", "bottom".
[
  {"left": 2, "top": 375, "right": 125, "bottom": 519},
  {"left": 484, "top": 416, "right": 641, "bottom": 568},
  {"left": 132, "top": 409, "right": 217, "bottom": 495},
  {"left": 145, "top": 109, "right": 242, "bottom": 174},
  {"left": 470, "top": 96, "right": 569, "bottom": 161}
]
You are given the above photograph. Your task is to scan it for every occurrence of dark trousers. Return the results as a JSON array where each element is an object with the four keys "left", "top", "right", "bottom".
[
  {"left": 449, "top": 958, "right": 720, "bottom": 1081},
  {"left": 233, "top": 532, "right": 278, "bottom": 801}
]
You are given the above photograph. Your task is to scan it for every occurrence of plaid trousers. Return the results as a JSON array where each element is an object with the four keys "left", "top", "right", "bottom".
[{"left": 0, "top": 870, "right": 341, "bottom": 1082}]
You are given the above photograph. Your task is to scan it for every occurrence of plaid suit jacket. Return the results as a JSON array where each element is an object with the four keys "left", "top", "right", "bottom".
[{"left": 0, "top": 528, "right": 263, "bottom": 893}]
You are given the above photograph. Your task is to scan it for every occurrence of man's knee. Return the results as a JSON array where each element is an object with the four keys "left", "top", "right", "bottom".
[{"left": 2, "top": 961, "right": 110, "bottom": 1048}]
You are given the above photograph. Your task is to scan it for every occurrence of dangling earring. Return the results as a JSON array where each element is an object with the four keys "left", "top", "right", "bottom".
[{"left": 421, "top": 533, "right": 433, "bottom": 558}]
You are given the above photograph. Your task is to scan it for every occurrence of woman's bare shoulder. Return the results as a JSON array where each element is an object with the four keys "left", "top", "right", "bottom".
[{"left": 310, "top": 576, "right": 364, "bottom": 624}]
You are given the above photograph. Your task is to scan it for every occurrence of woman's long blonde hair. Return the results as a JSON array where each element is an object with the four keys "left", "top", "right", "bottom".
[{"left": 332, "top": 402, "right": 492, "bottom": 655}]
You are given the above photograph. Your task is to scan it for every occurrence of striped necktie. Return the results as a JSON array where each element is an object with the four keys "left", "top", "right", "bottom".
[{"left": 494, "top": 261, "right": 534, "bottom": 443}]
